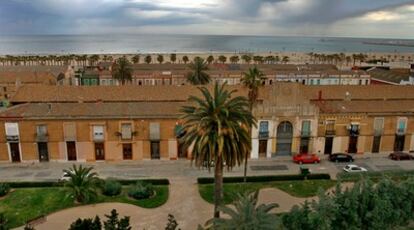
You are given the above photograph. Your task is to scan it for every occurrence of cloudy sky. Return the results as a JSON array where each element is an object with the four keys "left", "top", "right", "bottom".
[{"left": 1, "top": 0, "right": 414, "bottom": 38}]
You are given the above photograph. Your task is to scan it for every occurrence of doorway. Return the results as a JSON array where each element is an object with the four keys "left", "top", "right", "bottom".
[
  {"left": 66, "top": 141, "right": 77, "bottom": 161},
  {"left": 348, "top": 136, "right": 358, "bottom": 153},
  {"left": 324, "top": 137, "right": 333, "bottom": 154},
  {"left": 37, "top": 142, "right": 49, "bottom": 162},
  {"left": 259, "top": 140, "right": 267, "bottom": 158},
  {"left": 123, "top": 143, "right": 132, "bottom": 160},
  {"left": 394, "top": 135, "right": 405, "bottom": 152},
  {"left": 151, "top": 141, "right": 160, "bottom": 159},
  {"left": 95, "top": 143, "right": 105, "bottom": 160},
  {"left": 9, "top": 143, "right": 20, "bottom": 162},
  {"left": 276, "top": 121, "right": 293, "bottom": 155},
  {"left": 177, "top": 142, "right": 187, "bottom": 158},
  {"left": 372, "top": 136, "right": 381, "bottom": 153},
  {"left": 299, "top": 138, "right": 310, "bottom": 154}
]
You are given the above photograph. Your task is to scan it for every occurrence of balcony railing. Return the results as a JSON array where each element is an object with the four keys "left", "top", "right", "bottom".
[
  {"left": 301, "top": 130, "right": 311, "bottom": 137},
  {"left": 397, "top": 128, "right": 405, "bottom": 135},
  {"left": 325, "top": 130, "right": 336, "bottom": 136},
  {"left": 6, "top": 135, "right": 19, "bottom": 142},
  {"left": 258, "top": 131, "right": 269, "bottom": 139},
  {"left": 36, "top": 133, "right": 49, "bottom": 142}
]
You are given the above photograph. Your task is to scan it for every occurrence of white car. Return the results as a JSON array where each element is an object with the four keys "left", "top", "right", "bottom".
[{"left": 343, "top": 164, "right": 368, "bottom": 173}]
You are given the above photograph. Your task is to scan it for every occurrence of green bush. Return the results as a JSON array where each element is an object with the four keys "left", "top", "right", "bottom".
[
  {"left": 7, "top": 181, "right": 61, "bottom": 188},
  {"left": 197, "top": 174, "right": 331, "bottom": 184},
  {"left": 117, "top": 179, "right": 170, "bottom": 185},
  {"left": 128, "top": 181, "right": 154, "bottom": 200},
  {"left": 102, "top": 180, "right": 122, "bottom": 197},
  {"left": 0, "top": 183, "right": 10, "bottom": 197}
]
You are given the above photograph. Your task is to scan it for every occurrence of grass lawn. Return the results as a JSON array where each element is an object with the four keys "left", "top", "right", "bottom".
[
  {"left": 199, "top": 180, "right": 337, "bottom": 204},
  {"left": 0, "top": 185, "right": 168, "bottom": 228}
]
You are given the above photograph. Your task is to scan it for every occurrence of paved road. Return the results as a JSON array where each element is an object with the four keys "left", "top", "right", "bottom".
[{"left": 1, "top": 154, "right": 413, "bottom": 182}]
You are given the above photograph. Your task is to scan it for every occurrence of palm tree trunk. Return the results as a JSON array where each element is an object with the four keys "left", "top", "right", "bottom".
[
  {"left": 214, "top": 155, "right": 223, "bottom": 218},
  {"left": 243, "top": 103, "right": 253, "bottom": 183}
]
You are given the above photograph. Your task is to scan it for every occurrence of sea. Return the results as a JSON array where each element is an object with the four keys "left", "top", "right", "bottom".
[{"left": 0, "top": 34, "right": 414, "bottom": 55}]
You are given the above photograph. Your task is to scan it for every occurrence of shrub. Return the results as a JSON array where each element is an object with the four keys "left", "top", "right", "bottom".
[
  {"left": 102, "top": 180, "right": 122, "bottom": 197},
  {"left": 128, "top": 181, "right": 153, "bottom": 200},
  {"left": 0, "top": 183, "right": 10, "bottom": 197},
  {"left": 197, "top": 174, "right": 331, "bottom": 184},
  {"left": 0, "top": 212, "right": 8, "bottom": 230}
]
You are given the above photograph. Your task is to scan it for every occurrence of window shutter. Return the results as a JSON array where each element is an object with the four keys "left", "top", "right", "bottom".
[
  {"left": 5, "top": 123, "right": 19, "bottom": 136},
  {"left": 64, "top": 123, "right": 76, "bottom": 141},
  {"left": 121, "top": 124, "right": 132, "bottom": 140},
  {"left": 150, "top": 123, "right": 160, "bottom": 140}
]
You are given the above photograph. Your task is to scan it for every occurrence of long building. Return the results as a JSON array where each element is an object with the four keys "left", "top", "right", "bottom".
[{"left": 0, "top": 84, "right": 414, "bottom": 163}]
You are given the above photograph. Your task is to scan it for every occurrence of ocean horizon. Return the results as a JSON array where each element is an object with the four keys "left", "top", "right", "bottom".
[{"left": 1, "top": 34, "right": 414, "bottom": 55}]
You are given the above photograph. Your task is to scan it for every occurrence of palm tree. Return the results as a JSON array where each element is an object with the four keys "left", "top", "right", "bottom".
[
  {"left": 182, "top": 55, "right": 189, "bottom": 64},
  {"left": 132, "top": 54, "right": 140, "bottom": 64},
  {"left": 241, "top": 54, "right": 252, "bottom": 64},
  {"left": 207, "top": 55, "right": 214, "bottom": 64},
  {"left": 230, "top": 56, "right": 240, "bottom": 64},
  {"left": 205, "top": 191, "right": 279, "bottom": 230},
  {"left": 264, "top": 56, "right": 275, "bottom": 64},
  {"left": 144, "top": 55, "right": 152, "bottom": 64},
  {"left": 241, "top": 67, "right": 266, "bottom": 182},
  {"left": 218, "top": 55, "right": 227, "bottom": 64},
  {"left": 282, "top": 56, "right": 289, "bottom": 64},
  {"left": 112, "top": 57, "right": 133, "bottom": 85},
  {"left": 170, "top": 53, "right": 177, "bottom": 63},
  {"left": 253, "top": 56, "right": 263, "bottom": 64},
  {"left": 157, "top": 54, "right": 164, "bottom": 64},
  {"left": 180, "top": 83, "right": 255, "bottom": 218},
  {"left": 63, "top": 165, "right": 100, "bottom": 203},
  {"left": 186, "top": 57, "right": 210, "bottom": 85}
]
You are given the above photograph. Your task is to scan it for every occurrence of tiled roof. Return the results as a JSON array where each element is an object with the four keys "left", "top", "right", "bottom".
[
  {"left": 0, "top": 65, "right": 68, "bottom": 77},
  {"left": 0, "top": 71, "right": 56, "bottom": 84},
  {"left": 368, "top": 68, "right": 410, "bottom": 84},
  {"left": 0, "top": 102, "right": 185, "bottom": 119},
  {"left": 10, "top": 85, "right": 257, "bottom": 103},
  {"left": 302, "top": 84, "right": 414, "bottom": 101},
  {"left": 313, "top": 100, "right": 414, "bottom": 114}
]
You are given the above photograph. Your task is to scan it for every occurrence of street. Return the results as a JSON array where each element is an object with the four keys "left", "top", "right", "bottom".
[{"left": 0, "top": 154, "right": 413, "bottom": 182}]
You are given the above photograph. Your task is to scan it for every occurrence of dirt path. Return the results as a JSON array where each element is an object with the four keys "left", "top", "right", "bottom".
[
  {"left": 22, "top": 177, "right": 212, "bottom": 230},
  {"left": 17, "top": 181, "right": 353, "bottom": 230}
]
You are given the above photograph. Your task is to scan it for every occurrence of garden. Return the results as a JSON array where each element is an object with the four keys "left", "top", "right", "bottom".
[{"left": 0, "top": 165, "right": 169, "bottom": 229}]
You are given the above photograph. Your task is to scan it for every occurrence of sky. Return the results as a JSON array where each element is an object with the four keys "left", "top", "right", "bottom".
[{"left": 1, "top": 0, "right": 414, "bottom": 38}]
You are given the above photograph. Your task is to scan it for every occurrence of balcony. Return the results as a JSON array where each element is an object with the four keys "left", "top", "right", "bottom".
[
  {"left": 258, "top": 131, "right": 269, "bottom": 139},
  {"left": 301, "top": 130, "right": 311, "bottom": 137},
  {"left": 325, "top": 130, "right": 336, "bottom": 136},
  {"left": 6, "top": 135, "right": 19, "bottom": 142},
  {"left": 36, "top": 133, "right": 49, "bottom": 142},
  {"left": 397, "top": 128, "right": 405, "bottom": 135}
]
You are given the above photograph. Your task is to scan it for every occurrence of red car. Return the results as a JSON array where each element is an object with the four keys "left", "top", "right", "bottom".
[{"left": 293, "top": 154, "right": 320, "bottom": 164}]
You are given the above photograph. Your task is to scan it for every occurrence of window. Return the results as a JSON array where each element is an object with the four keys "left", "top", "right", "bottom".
[
  {"left": 301, "top": 120, "right": 311, "bottom": 136},
  {"left": 149, "top": 123, "right": 160, "bottom": 140},
  {"left": 373, "top": 117, "right": 384, "bottom": 136},
  {"left": 5, "top": 122, "right": 19, "bottom": 141},
  {"left": 93, "top": 125, "right": 104, "bottom": 141},
  {"left": 36, "top": 125, "right": 47, "bottom": 136},
  {"left": 349, "top": 124, "right": 359, "bottom": 136},
  {"left": 121, "top": 123, "right": 132, "bottom": 140},
  {"left": 397, "top": 118, "right": 407, "bottom": 134},
  {"left": 325, "top": 120, "right": 335, "bottom": 134},
  {"left": 259, "top": 121, "right": 269, "bottom": 139}
]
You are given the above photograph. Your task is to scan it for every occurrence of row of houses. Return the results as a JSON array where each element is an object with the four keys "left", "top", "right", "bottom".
[
  {"left": 75, "top": 63, "right": 371, "bottom": 86},
  {"left": 1, "top": 83, "right": 414, "bottom": 163}
]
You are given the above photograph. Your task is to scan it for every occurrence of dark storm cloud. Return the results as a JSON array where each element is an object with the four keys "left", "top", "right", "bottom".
[{"left": 0, "top": 0, "right": 413, "bottom": 35}]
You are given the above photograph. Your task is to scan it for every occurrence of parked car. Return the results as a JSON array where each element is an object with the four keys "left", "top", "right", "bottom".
[
  {"left": 293, "top": 153, "right": 320, "bottom": 164},
  {"left": 343, "top": 164, "right": 368, "bottom": 173},
  {"left": 388, "top": 152, "right": 414, "bottom": 161},
  {"left": 329, "top": 153, "right": 354, "bottom": 163}
]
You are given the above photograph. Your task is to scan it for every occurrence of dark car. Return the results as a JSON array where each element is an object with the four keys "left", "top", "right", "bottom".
[
  {"left": 388, "top": 152, "right": 414, "bottom": 161},
  {"left": 329, "top": 153, "right": 354, "bottom": 163}
]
